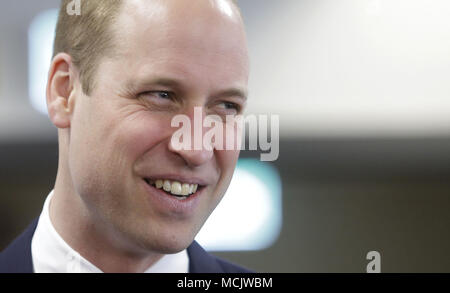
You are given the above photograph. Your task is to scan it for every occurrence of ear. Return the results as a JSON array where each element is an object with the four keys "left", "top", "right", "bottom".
[{"left": 46, "top": 53, "right": 78, "bottom": 129}]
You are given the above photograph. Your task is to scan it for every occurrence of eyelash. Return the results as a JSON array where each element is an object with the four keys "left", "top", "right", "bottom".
[
  {"left": 140, "top": 91, "right": 173, "bottom": 100},
  {"left": 221, "top": 101, "right": 241, "bottom": 112},
  {"left": 139, "top": 91, "right": 242, "bottom": 113}
]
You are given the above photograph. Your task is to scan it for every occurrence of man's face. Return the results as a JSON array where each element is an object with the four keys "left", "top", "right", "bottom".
[{"left": 66, "top": 0, "right": 249, "bottom": 253}]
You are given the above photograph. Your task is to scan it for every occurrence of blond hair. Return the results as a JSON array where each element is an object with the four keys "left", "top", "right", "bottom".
[{"left": 53, "top": 0, "right": 123, "bottom": 95}]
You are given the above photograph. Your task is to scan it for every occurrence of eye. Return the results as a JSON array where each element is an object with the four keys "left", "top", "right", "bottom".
[
  {"left": 138, "top": 91, "right": 176, "bottom": 105},
  {"left": 223, "top": 102, "right": 238, "bottom": 109},
  {"left": 142, "top": 91, "right": 172, "bottom": 100},
  {"left": 156, "top": 91, "right": 171, "bottom": 99},
  {"left": 217, "top": 101, "right": 241, "bottom": 115}
]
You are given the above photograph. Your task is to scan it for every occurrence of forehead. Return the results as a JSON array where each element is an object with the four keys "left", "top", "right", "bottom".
[{"left": 110, "top": 0, "right": 249, "bottom": 86}]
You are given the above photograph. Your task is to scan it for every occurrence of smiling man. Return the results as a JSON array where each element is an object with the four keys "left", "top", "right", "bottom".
[{"left": 0, "top": 0, "right": 250, "bottom": 273}]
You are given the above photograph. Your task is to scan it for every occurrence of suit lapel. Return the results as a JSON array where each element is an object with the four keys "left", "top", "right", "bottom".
[{"left": 187, "top": 241, "right": 224, "bottom": 273}]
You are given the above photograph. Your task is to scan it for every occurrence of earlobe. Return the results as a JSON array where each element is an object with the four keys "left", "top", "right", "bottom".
[{"left": 46, "top": 53, "right": 77, "bottom": 129}]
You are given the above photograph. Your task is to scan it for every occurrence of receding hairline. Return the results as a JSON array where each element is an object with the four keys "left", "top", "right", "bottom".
[{"left": 53, "top": 0, "right": 243, "bottom": 95}]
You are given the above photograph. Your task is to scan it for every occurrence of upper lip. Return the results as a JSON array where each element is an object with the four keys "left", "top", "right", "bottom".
[{"left": 142, "top": 174, "right": 210, "bottom": 186}]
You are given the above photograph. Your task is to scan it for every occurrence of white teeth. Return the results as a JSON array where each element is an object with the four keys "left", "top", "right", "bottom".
[
  {"left": 171, "top": 181, "right": 182, "bottom": 195},
  {"left": 152, "top": 179, "right": 199, "bottom": 197},
  {"left": 163, "top": 180, "right": 171, "bottom": 192},
  {"left": 181, "top": 184, "right": 190, "bottom": 196}
]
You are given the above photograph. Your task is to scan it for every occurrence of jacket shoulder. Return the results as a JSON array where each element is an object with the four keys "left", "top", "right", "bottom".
[
  {"left": 187, "top": 241, "right": 253, "bottom": 273},
  {"left": 1, "top": 221, "right": 254, "bottom": 273},
  {"left": 0, "top": 218, "right": 39, "bottom": 273}
]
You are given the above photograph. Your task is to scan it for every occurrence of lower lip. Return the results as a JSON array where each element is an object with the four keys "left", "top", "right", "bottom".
[{"left": 141, "top": 179, "right": 203, "bottom": 216}]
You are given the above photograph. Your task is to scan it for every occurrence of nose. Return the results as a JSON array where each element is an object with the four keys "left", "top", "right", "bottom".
[{"left": 168, "top": 107, "right": 214, "bottom": 168}]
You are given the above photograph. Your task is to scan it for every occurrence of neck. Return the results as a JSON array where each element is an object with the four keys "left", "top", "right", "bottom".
[{"left": 49, "top": 167, "right": 164, "bottom": 273}]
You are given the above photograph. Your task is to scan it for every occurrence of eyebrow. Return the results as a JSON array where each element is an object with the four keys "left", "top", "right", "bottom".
[
  {"left": 124, "top": 77, "right": 180, "bottom": 93},
  {"left": 125, "top": 77, "right": 248, "bottom": 101},
  {"left": 214, "top": 88, "right": 248, "bottom": 101}
]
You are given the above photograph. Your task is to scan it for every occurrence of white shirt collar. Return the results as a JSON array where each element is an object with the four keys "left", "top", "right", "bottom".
[{"left": 31, "top": 190, "right": 189, "bottom": 273}]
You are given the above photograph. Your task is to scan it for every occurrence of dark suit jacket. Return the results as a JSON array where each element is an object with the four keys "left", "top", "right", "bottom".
[{"left": 0, "top": 218, "right": 252, "bottom": 273}]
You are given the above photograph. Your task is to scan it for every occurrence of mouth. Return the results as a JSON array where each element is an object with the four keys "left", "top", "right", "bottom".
[{"left": 143, "top": 178, "right": 205, "bottom": 200}]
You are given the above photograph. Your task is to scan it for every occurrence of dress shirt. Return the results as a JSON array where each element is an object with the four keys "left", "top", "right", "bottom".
[{"left": 31, "top": 190, "right": 189, "bottom": 273}]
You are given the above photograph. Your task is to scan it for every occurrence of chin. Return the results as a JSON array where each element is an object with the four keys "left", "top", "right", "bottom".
[
  {"left": 129, "top": 224, "right": 197, "bottom": 255},
  {"left": 118, "top": 209, "right": 207, "bottom": 255},
  {"left": 144, "top": 234, "right": 195, "bottom": 255}
]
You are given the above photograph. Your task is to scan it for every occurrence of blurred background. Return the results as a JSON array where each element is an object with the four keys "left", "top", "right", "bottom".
[{"left": 1, "top": 0, "right": 450, "bottom": 272}]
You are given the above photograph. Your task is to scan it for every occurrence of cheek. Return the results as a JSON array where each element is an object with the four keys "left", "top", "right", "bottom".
[
  {"left": 114, "top": 113, "right": 173, "bottom": 163},
  {"left": 200, "top": 149, "right": 239, "bottom": 224},
  {"left": 215, "top": 149, "right": 240, "bottom": 190},
  {"left": 218, "top": 122, "right": 241, "bottom": 182},
  {"left": 69, "top": 103, "right": 172, "bottom": 189},
  {"left": 210, "top": 121, "right": 241, "bottom": 188}
]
